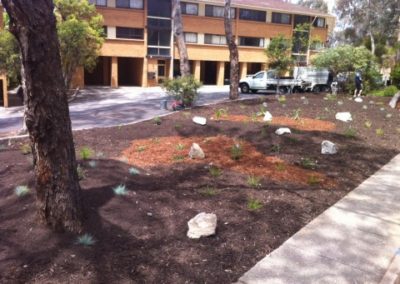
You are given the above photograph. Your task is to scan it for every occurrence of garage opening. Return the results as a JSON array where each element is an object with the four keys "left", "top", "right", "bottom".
[
  {"left": 118, "top": 57, "right": 143, "bottom": 86},
  {"left": 224, "top": 62, "right": 230, "bottom": 85},
  {"left": 173, "top": 60, "right": 195, "bottom": 78},
  {"left": 248, "top": 63, "right": 262, "bottom": 75},
  {"left": 200, "top": 61, "right": 217, "bottom": 85},
  {"left": 84, "top": 56, "right": 111, "bottom": 86}
]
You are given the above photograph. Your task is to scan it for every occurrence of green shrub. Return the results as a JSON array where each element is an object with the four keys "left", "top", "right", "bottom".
[
  {"left": 153, "top": 116, "right": 162, "bottom": 125},
  {"left": 391, "top": 64, "right": 400, "bottom": 87},
  {"left": 162, "top": 75, "right": 202, "bottom": 107},
  {"left": 80, "top": 147, "right": 93, "bottom": 160},
  {"left": 371, "top": 86, "right": 398, "bottom": 97}
]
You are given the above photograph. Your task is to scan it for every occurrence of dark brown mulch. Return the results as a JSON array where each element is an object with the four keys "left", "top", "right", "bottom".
[{"left": 0, "top": 93, "right": 399, "bottom": 283}]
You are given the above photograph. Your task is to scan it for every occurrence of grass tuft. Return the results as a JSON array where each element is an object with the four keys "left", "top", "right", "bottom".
[
  {"left": 200, "top": 186, "right": 218, "bottom": 197},
  {"left": 209, "top": 166, "right": 223, "bottom": 178},
  {"left": 230, "top": 143, "right": 243, "bottom": 161},
  {"left": 247, "top": 198, "right": 263, "bottom": 211},
  {"left": 376, "top": 128, "right": 384, "bottom": 137},
  {"left": 20, "top": 144, "right": 31, "bottom": 155},
  {"left": 247, "top": 175, "right": 262, "bottom": 188},
  {"left": 307, "top": 175, "right": 321, "bottom": 185},
  {"left": 344, "top": 127, "right": 357, "bottom": 139},
  {"left": 76, "top": 234, "right": 96, "bottom": 246},
  {"left": 129, "top": 167, "right": 140, "bottom": 175},
  {"left": 15, "top": 185, "right": 30, "bottom": 197},
  {"left": 80, "top": 147, "right": 93, "bottom": 160},
  {"left": 113, "top": 184, "right": 128, "bottom": 196},
  {"left": 299, "top": 157, "right": 318, "bottom": 170},
  {"left": 77, "top": 165, "right": 86, "bottom": 180}
]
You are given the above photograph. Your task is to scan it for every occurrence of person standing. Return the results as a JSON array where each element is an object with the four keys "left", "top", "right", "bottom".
[{"left": 354, "top": 71, "right": 363, "bottom": 97}]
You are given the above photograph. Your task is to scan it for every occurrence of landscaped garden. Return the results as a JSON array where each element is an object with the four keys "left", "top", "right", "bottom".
[{"left": 0, "top": 92, "right": 399, "bottom": 283}]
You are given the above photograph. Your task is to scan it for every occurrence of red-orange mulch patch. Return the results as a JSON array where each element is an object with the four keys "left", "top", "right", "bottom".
[
  {"left": 121, "top": 135, "right": 334, "bottom": 187},
  {"left": 211, "top": 115, "right": 336, "bottom": 132}
]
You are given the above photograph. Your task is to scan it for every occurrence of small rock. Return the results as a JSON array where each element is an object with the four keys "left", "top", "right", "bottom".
[
  {"left": 303, "top": 99, "right": 309, "bottom": 105},
  {"left": 263, "top": 111, "right": 273, "bottom": 122},
  {"left": 335, "top": 112, "right": 352, "bottom": 122},
  {"left": 189, "top": 143, "right": 205, "bottom": 159},
  {"left": 192, "top": 116, "right": 207, "bottom": 126},
  {"left": 301, "top": 96, "right": 306, "bottom": 100},
  {"left": 354, "top": 97, "right": 363, "bottom": 103},
  {"left": 275, "top": 128, "right": 291, "bottom": 135},
  {"left": 187, "top": 212, "right": 217, "bottom": 239},
  {"left": 369, "top": 100, "right": 375, "bottom": 104},
  {"left": 386, "top": 113, "right": 392, "bottom": 118},
  {"left": 380, "top": 107, "right": 385, "bottom": 111},
  {"left": 147, "top": 212, "right": 153, "bottom": 217},
  {"left": 363, "top": 105, "right": 368, "bottom": 110},
  {"left": 321, "top": 140, "right": 338, "bottom": 155},
  {"left": 337, "top": 100, "right": 344, "bottom": 105}
]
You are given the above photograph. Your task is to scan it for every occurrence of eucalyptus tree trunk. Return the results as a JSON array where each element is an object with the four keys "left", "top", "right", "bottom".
[
  {"left": 172, "top": 0, "right": 190, "bottom": 77},
  {"left": 224, "top": 0, "right": 239, "bottom": 100},
  {"left": 1, "top": 0, "right": 83, "bottom": 233}
]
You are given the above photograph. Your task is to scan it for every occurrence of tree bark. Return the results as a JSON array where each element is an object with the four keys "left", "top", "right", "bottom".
[
  {"left": 224, "top": 0, "right": 239, "bottom": 100},
  {"left": 1, "top": 0, "right": 83, "bottom": 233},
  {"left": 172, "top": 0, "right": 190, "bottom": 77}
]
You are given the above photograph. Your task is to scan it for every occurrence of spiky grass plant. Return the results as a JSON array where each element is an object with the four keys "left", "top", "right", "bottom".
[
  {"left": 80, "top": 147, "right": 93, "bottom": 160},
  {"left": 137, "top": 145, "right": 147, "bottom": 153},
  {"left": 344, "top": 127, "right": 357, "bottom": 139},
  {"left": 215, "top": 108, "right": 228, "bottom": 119},
  {"left": 292, "top": 108, "right": 302, "bottom": 121},
  {"left": 20, "top": 144, "right": 31, "bottom": 155},
  {"left": 175, "top": 143, "right": 185, "bottom": 151},
  {"left": 277, "top": 95, "right": 286, "bottom": 104},
  {"left": 15, "top": 185, "right": 30, "bottom": 197},
  {"left": 247, "top": 198, "right": 263, "bottom": 211},
  {"left": 153, "top": 116, "right": 162, "bottom": 125},
  {"left": 230, "top": 143, "right": 243, "bottom": 161},
  {"left": 307, "top": 175, "right": 321, "bottom": 186},
  {"left": 113, "top": 184, "right": 128, "bottom": 196},
  {"left": 247, "top": 175, "right": 262, "bottom": 188},
  {"left": 173, "top": 155, "right": 185, "bottom": 161},
  {"left": 275, "top": 163, "right": 286, "bottom": 172},
  {"left": 299, "top": 157, "right": 318, "bottom": 170},
  {"left": 209, "top": 166, "right": 223, "bottom": 178},
  {"left": 200, "top": 186, "right": 218, "bottom": 197},
  {"left": 77, "top": 165, "right": 86, "bottom": 180},
  {"left": 376, "top": 128, "right": 384, "bottom": 137},
  {"left": 364, "top": 120, "right": 372, "bottom": 128},
  {"left": 129, "top": 167, "right": 140, "bottom": 175},
  {"left": 76, "top": 234, "right": 96, "bottom": 246}
]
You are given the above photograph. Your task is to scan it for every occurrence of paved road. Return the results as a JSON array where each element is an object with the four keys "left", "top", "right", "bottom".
[{"left": 0, "top": 86, "right": 261, "bottom": 138}]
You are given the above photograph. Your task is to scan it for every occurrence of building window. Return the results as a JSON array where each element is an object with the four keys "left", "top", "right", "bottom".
[
  {"left": 148, "top": 0, "right": 171, "bottom": 17},
  {"left": 148, "top": 18, "right": 171, "bottom": 30},
  {"left": 239, "top": 9, "right": 266, "bottom": 22},
  {"left": 116, "top": 27, "right": 144, "bottom": 39},
  {"left": 102, "top": 26, "right": 108, "bottom": 37},
  {"left": 181, "top": 2, "right": 198, "bottom": 15},
  {"left": 147, "top": 47, "right": 170, "bottom": 57},
  {"left": 205, "top": 5, "right": 235, "bottom": 18},
  {"left": 239, "top": 37, "right": 265, "bottom": 47},
  {"left": 148, "top": 29, "right": 171, "bottom": 46},
  {"left": 271, "top": 12, "right": 292, "bottom": 25},
  {"left": 184, "top": 32, "right": 198, "bottom": 43},
  {"left": 89, "top": 0, "right": 107, "bottom": 6},
  {"left": 115, "top": 0, "right": 143, "bottom": 9},
  {"left": 204, "top": 34, "right": 227, "bottom": 45},
  {"left": 313, "top": 17, "right": 325, "bottom": 28}
]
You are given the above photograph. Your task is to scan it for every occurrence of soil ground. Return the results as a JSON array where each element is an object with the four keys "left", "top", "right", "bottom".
[{"left": 0, "top": 93, "right": 399, "bottom": 283}]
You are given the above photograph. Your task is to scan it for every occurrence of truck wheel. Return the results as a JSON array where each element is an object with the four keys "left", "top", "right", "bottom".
[
  {"left": 321, "top": 85, "right": 331, "bottom": 93},
  {"left": 278, "top": 86, "right": 289, "bottom": 94},
  {"left": 240, "top": 83, "right": 250, "bottom": 94},
  {"left": 312, "top": 85, "right": 321, "bottom": 93}
]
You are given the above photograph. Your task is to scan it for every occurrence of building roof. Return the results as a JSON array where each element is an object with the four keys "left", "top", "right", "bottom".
[{"left": 201, "top": 0, "right": 333, "bottom": 18}]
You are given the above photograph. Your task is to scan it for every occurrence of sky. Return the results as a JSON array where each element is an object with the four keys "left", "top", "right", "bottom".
[{"left": 291, "top": 0, "right": 336, "bottom": 13}]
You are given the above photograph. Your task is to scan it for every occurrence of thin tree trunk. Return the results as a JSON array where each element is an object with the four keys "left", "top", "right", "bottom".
[
  {"left": 1, "top": 0, "right": 83, "bottom": 233},
  {"left": 224, "top": 0, "right": 239, "bottom": 100},
  {"left": 172, "top": 0, "right": 190, "bottom": 77}
]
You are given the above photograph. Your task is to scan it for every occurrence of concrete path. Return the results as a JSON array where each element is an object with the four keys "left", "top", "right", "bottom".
[
  {"left": 237, "top": 154, "right": 400, "bottom": 284},
  {"left": 0, "top": 86, "right": 261, "bottom": 138}
]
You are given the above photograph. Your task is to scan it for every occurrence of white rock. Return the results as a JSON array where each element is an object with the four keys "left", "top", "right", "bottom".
[
  {"left": 337, "top": 100, "right": 344, "bottom": 105},
  {"left": 335, "top": 112, "right": 352, "bottom": 122},
  {"left": 354, "top": 97, "right": 363, "bottom": 103},
  {"left": 189, "top": 143, "right": 205, "bottom": 159},
  {"left": 262, "top": 102, "right": 268, "bottom": 107},
  {"left": 192, "top": 116, "right": 207, "bottom": 125},
  {"left": 263, "top": 111, "right": 273, "bottom": 122},
  {"left": 363, "top": 105, "right": 368, "bottom": 110},
  {"left": 275, "top": 128, "right": 291, "bottom": 135},
  {"left": 301, "top": 96, "right": 306, "bottom": 100},
  {"left": 321, "top": 140, "right": 338, "bottom": 155},
  {"left": 187, "top": 212, "right": 217, "bottom": 239},
  {"left": 389, "top": 92, "right": 400, "bottom": 109}
]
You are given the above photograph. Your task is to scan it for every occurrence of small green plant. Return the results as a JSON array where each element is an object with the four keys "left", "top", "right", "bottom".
[
  {"left": 173, "top": 155, "right": 185, "bottom": 161},
  {"left": 251, "top": 113, "right": 258, "bottom": 122},
  {"left": 88, "top": 160, "right": 97, "bottom": 168},
  {"left": 271, "top": 144, "right": 281, "bottom": 153},
  {"left": 247, "top": 198, "right": 263, "bottom": 211},
  {"left": 215, "top": 108, "right": 228, "bottom": 119},
  {"left": 364, "top": 120, "right": 372, "bottom": 128},
  {"left": 275, "top": 163, "right": 286, "bottom": 171},
  {"left": 299, "top": 157, "right": 318, "bottom": 170},
  {"left": 307, "top": 175, "right": 321, "bottom": 185},
  {"left": 15, "top": 185, "right": 30, "bottom": 197},
  {"left": 292, "top": 108, "right": 302, "bottom": 121},
  {"left": 77, "top": 165, "right": 86, "bottom": 180},
  {"left": 200, "top": 186, "right": 218, "bottom": 197},
  {"left": 162, "top": 75, "right": 202, "bottom": 107},
  {"left": 153, "top": 116, "right": 162, "bottom": 125},
  {"left": 277, "top": 95, "right": 287, "bottom": 104},
  {"left": 372, "top": 86, "right": 398, "bottom": 97},
  {"left": 325, "top": 94, "right": 337, "bottom": 101},
  {"left": 80, "top": 147, "right": 93, "bottom": 160},
  {"left": 287, "top": 137, "right": 299, "bottom": 143},
  {"left": 344, "top": 127, "right": 357, "bottom": 138},
  {"left": 129, "top": 167, "right": 140, "bottom": 175},
  {"left": 137, "top": 145, "right": 147, "bottom": 153},
  {"left": 174, "top": 123, "right": 182, "bottom": 130},
  {"left": 247, "top": 175, "right": 262, "bottom": 188},
  {"left": 175, "top": 143, "right": 185, "bottom": 151},
  {"left": 376, "top": 128, "right": 384, "bottom": 137},
  {"left": 113, "top": 184, "right": 128, "bottom": 196},
  {"left": 76, "top": 234, "right": 96, "bottom": 246},
  {"left": 209, "top": 166, "right": 223, "bottom": 178},
  {"left": 20, "top": 144, "right": 31, "bottom": 155},
  {"left": 230, "top": 143, "right": 243, "bottom": 161}
]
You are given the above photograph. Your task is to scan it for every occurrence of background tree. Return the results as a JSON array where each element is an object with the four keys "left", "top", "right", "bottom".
[
  {"left": 172, "top": 0, "right": 190, "bottom": 77},
  {"left": 1, "top": 0, "right": 83, "bottom": 233},
  {"left": 224, "top": 0, "right": 239, "bottom": 100},
  {"left": 0, "top": 29, "right": 20, "bottom": 87},
  {"left": 265, "top": 35, "right": 294, "bottom": 93},
  {"left": 298, "top": 0, "right": 328, "bottom": 13}
]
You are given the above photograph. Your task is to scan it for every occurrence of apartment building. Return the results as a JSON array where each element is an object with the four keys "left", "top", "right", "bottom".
[{"left": 0, "top": 0, "right": 335, "bottom": 106}]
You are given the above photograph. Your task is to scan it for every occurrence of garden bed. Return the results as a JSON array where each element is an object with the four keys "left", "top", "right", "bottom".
[{"left": 0, "top": 93, "right": 399, "bottom": 283}]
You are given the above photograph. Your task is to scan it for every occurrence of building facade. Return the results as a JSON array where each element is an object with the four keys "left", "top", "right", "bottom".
[{"left": 78, "top": 0, "right": 334, "bottom": 88}]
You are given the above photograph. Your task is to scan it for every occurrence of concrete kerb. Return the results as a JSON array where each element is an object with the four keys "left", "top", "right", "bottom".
[{"left": 379, "top": 251, "right": 400, "bottom": 284}]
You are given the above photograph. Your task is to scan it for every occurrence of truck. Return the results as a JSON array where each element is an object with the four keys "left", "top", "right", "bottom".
[
  {"left": 239, "top": 69, "right": 309, "bottom": 94},
  {"left": 293, "top": 67, "right": 332, "bottom": 92}
]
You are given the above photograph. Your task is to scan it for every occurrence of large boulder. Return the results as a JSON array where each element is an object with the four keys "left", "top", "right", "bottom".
[
  {"left": 189, "top": 143, "right": 205, "bottom": 159},
  {"left": 335, "top": 112, "right": 352, "bottom": 122},
  {"left": 187, "top": 212, "right": 217, "bottom": 239},
  {"left": 321, "top": 140, "right": 338, "bottom": 155},
  {"left": 192, "top": 116, "right": 207, "bottom": 125}
]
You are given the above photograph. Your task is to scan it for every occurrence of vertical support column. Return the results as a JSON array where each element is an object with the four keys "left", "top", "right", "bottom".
[
  {"left": 71, "top": 67, "right": 84, "bottom": 89},
  {"left": 261, "top": 63, "right": 267, "bottom": 71},
  {"left": 217, "top": 61, "right": 225, "bottom": 86},
  {"left": 1, "top": 75, "right": 8, "bottom": 108},
  {"left": 240, "top": 62, "right": 248, "bottom": 79},
  {"left": 142, "top": 57, "right": 148, "bottom": 87},
  {"left": 111, "top": 56, "right": 118, "bottom": 88},
  {"left": 194, "top": 60, "right": 201, "bottom": 82}
]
